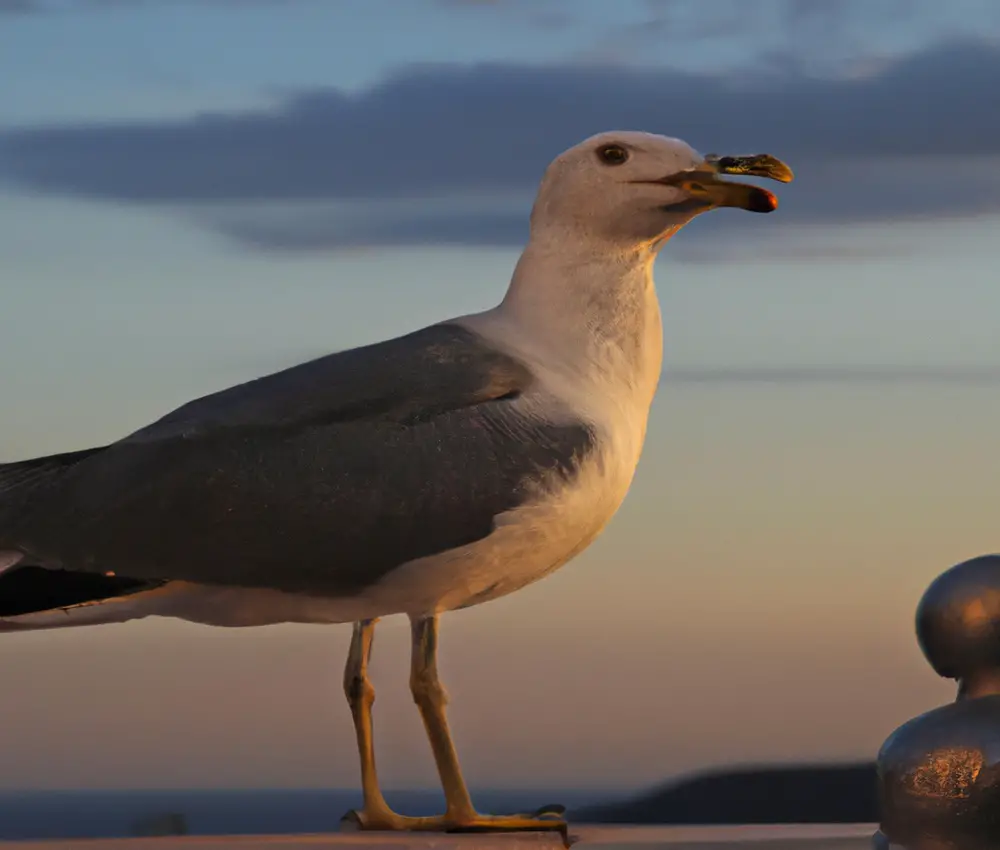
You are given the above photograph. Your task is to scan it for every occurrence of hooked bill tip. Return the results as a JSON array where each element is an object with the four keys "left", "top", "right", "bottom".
[{"left": 705, "top": 153, "right": 795, "bottom": 184}]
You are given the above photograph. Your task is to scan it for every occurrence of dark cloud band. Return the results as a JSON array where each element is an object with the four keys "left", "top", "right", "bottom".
[{"left": 3, "top": 41, "right": 999, "bottom": 249}]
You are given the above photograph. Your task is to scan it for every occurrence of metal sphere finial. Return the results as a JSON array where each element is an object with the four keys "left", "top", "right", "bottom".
[
  {"left": 874, "top": 555, "right": 1000, "bottom": 850},
  {"left": 915, "top": 554, "right": 1000, "bottom": 697}
]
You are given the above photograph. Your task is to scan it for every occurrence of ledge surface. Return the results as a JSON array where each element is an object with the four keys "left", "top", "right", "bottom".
[{"left": 0, "top": 823, "right": 876, "bottom": 849}]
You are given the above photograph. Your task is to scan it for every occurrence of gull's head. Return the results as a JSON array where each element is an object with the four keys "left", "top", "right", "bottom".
[{"left": 530, "top": 130, "right": 793, "bottom": 248}]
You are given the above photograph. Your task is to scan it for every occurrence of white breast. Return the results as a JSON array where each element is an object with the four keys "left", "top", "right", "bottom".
[{"left": 359, "top": 289, "right": 664, "bottom": 617}]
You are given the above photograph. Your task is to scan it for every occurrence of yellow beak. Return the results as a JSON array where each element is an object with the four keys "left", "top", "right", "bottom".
[{"left": 639, "top": 151, "right": 794, "bottom": 214}]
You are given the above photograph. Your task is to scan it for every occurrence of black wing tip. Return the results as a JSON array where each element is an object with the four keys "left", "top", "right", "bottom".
[{"left": 0, "top": 565, "right": 162, "bottom": 618}]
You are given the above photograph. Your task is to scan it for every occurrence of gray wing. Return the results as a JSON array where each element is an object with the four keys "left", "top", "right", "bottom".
[
  {"left": 124, "top": 321, "right": 532, "bottom": 440},
  {"left": 0, "top": 322, "right": 596, "bottom": 596}
]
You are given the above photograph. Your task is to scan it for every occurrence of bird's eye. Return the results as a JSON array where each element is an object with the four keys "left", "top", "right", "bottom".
[{"left": 596, "top": 144, "right": 629, "bottom": 166}]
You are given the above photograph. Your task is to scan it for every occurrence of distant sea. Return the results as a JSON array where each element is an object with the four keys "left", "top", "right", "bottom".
[{"left": 0, "top": 788, "right": 615, "bottom": 840}]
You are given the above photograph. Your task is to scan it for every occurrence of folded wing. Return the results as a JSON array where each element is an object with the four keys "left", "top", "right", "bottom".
[{"left": 0, "top": 322, "right": 594, "bottom": 599}]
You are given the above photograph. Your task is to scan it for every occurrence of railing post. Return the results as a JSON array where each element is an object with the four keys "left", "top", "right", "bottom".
[{"left": 873, "top": 554, "right": 1000, "bottom": 850}]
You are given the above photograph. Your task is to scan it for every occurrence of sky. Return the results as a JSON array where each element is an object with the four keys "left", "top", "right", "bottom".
[{"left": 1, "top": 0, "right": 1000, "bottom": 794}]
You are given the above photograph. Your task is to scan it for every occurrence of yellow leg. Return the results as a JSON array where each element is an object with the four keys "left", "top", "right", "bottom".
[
  {"left": 339, "top": 617, "right": 473, "bottom": 832},
  {"left": 341, "top": 615, "right": 569, "bottom": 843},
  {"left": 340, "top": 618, "right": 397, "bottom": 828},
  {"left": 408, "top": 614, "right": 477, "bottom": 820}
]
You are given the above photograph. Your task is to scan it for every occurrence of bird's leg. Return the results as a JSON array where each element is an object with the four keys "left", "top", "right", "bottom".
[
  {"left": 408, "top": 614, "right": 570, "bottom": 840},
  {"left": 408, "top": 613, "right": 476, "bottom": 821},
  {"left": 340, "top": 618, "right": 399, "bottom": 829},
  {"left": 340, "top": 615, "right": 568, "bottom": 843},
  {"left": 339, "top": 617, "right": 472, "bottom": 833}
]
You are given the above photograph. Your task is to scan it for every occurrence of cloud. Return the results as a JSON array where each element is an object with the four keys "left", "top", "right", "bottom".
[
  {"left": 214, "top": 208, "right": 528, "bottom": 251},
  {"left": 0, "top": 0, "right": 309, "bottom": 11},
  {"left": 0, "top": 0, "right": 40, "bottom": 12},
  {"left": 442, "top": 0, "right": 1000, "bottom": 75},
  {"left": 664, "top": 366, "right": 1000, "bottom": 385},
  {"left": 3, "top": 41, "right": 1000, "bottom": 250}
]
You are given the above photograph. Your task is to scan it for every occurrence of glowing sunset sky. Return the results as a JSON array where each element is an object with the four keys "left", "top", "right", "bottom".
[{"left": 1, "top": 0, "right": 999, "bottom": 791}]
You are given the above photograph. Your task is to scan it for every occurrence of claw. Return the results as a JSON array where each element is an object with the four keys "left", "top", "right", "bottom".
[
  {"left": 532, "top": 803, "right": 567, "bottom": 817},
  {"left": 340, "top": 809, "right": 375, "bottom": 831},
  {"left": 339, "top": 807, "right": 402, "bottom": 832}
]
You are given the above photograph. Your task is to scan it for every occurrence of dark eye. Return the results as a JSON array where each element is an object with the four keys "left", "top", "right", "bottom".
[{"left": 596, "top": 144, "right": 629, "bottom": 166}]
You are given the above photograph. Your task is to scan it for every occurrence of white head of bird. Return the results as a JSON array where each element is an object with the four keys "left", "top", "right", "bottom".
[{"left": 528, "top": 130, "right": 793, "bottom": 250}]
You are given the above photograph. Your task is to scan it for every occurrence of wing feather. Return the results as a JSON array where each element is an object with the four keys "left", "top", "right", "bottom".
[{"left": 0, "top": 322, "right": 595, "bottom": 596}]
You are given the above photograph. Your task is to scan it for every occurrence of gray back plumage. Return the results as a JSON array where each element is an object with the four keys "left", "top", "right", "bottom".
[{"left": 0, "top": 323, "right": 596, "bottom": 596}]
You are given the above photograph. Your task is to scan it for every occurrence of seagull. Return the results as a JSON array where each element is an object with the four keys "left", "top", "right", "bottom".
[{"left": 0, "top": 131, "right": 792, "bottom": 839}]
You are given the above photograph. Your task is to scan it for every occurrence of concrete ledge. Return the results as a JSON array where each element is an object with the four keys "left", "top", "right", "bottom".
[{"left": 0, "top": 824, "right": 877, "bottom": 848}]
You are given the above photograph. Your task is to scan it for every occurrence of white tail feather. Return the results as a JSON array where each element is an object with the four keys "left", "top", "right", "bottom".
[{"left": 0, "top": 585, "right": 172, "bottom": 633}]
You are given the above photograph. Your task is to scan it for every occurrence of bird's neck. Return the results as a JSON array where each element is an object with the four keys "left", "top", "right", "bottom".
[{"left": 495, "top": 231, "right": 665, "bottom": 407}]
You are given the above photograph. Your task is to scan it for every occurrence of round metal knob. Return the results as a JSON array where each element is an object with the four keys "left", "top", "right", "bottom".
[
  {"left": 874, "top": 555, "right": 1000, "bottom": 850},
  {"left": 916, "top": 554, "right": 1000, "bottom": 696}
]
